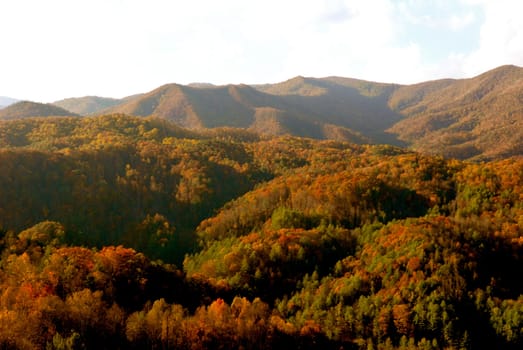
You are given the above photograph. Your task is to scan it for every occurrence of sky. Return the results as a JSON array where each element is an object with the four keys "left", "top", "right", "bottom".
[{"left": 1, "top": 0, "right": 522, "bottom": 102}]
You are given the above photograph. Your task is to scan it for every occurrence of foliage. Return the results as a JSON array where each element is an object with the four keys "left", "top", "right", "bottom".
[
  {"left": 388, "top": 65, "right": 523, "bottom": 161},
  {"left": 0, "top": 114, "right": 522, "bottom": 348}
]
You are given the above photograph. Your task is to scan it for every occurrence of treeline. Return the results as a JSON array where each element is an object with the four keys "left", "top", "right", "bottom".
[{"left": 0, "top": 115, "right": 521, "bottom": 349}]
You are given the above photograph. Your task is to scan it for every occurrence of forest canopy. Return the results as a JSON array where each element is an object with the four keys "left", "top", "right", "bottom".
[{"left": 0, "top": 114, "right": 521, "bottom": 349}]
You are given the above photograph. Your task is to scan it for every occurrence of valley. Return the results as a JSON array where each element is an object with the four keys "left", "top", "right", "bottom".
[
  {"left": 0, "top": 114, "right": 521, "bottom": 348},
  {"left": 0, "top": 65, "right": 522, "bottom": 349}
]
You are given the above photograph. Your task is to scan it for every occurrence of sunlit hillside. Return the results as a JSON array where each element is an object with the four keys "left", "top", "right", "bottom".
[
  {"left": 0, "top": 115, "right": 521, "bottom": 349},
  {"left": 5, "top": 65, "right": 523, "bottom": 161}
]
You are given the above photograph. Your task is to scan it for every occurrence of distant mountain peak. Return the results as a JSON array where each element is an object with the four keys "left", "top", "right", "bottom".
[
  {"left": 53, "top": 96, "right": 123, "bottom": 116},
  {"left": 188, "top": 82, "right": 217, "bottom": 88},
  {"left": 487, "top": 63, "right": 521, "bottom": 72},
  {"left": 257, "top": 76, "right": 329, "bottom": 96},
  {"left": 0, "top": 101, "right": 79, "bottom": 120},
  {"left": 4, "top": 64, "right": 517, "bottom": 161}
]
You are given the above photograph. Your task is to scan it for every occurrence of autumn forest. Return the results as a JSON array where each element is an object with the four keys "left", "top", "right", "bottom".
[{"left": 0, "top": 113, "right": 521, "bottom": 349}]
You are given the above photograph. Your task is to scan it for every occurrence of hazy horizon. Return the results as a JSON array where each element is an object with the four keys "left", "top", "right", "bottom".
[{"left": 1, "top": 0, "right": 523, "bottom": 102}]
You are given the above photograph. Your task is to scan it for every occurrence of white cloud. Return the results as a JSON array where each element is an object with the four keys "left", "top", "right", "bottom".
[
  {"left": 280, "top": 0, "right": 422, "bottom": 83},
  {"left": 1, "top": 0, "right": 522, "bottom": 101},
  {"left": 448, "top": 12, "right": 476, "bottom": 31},
  {"left": 462, "top": 0, "right": 523, "bottom": 76},
  {"left": 397, "top": 0, "right": 477, "bottom": 31}
]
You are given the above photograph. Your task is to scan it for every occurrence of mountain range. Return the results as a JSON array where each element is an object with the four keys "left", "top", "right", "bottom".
[
  {"left": 0, "top": 101, "right": 79, "bottom": 119},
  {"left": 388, "top": 65, "right": 523, "bottom": 160},
  {"left": 1, "top": 65, "right": 522, "bottom": 160},
  {"left": 52, "top": 96, "right": 123, "bottom": 115}
]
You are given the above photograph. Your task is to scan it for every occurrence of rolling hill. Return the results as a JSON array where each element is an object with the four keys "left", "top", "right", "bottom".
[
  {"left": 0, "top": 114, "right": 521, "bottom": 349},
  {"left": 53, "top": 96, "right": 123, "bottom": 115},
  {"left": 0, "top": 101, "right": 79, "bottom": 119}
]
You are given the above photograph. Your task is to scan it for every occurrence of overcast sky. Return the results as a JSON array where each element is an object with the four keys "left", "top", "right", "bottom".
[{"left": 1, "top": 0, "right": 522, "bottom": 102}]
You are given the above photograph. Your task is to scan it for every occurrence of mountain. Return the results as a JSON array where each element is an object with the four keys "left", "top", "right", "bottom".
[
  {"left": 388, "top": 65, "right": 523, "bottom": 160},
  {"left": 255, "top": 76, "right": 403, "bottom": 143},
  {"left": 0, "top": 101, "right": 79, "bottom": 119},
  {"left": 4, "top": 65, "right": 522, "bottom": 160},
  {"left": 188, "top": 82, "right": 217, "bottom": 88},
  {"left": 103, "top": 78, "right": 404, "bottom": 145},
  {"left": 103, "top": 65, "right": 523, "bottom": 160},
  {"left": 53, "top": 96, "right": 123, "bottom": 115},
  {"left": 0, "top": 96, "right": 19, "bottom": 109}
]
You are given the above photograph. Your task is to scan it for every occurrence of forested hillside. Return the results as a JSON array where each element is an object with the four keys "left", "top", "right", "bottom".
[
  {"left": 0, "top": 115, "right": 521, "bottom": 349},
  {"left": 52, "top": 96, "right": 124, "bottom": 115},
  {"left": 388, "top": 65, "right": 523, "bottom": 160},
  {"left": 5, "top": 65, "right": 523, "bottom": 161},
  {"left": 97, "top": 65, "right": 523, "bottom": 161},
  {"left": 0, "top": 101, "right": 79, "bottom": 120}
]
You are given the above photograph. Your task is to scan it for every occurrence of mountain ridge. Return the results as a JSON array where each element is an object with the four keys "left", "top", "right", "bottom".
[
  {"left": 388, "top": 64, "right": 523, "bottom": 160},
  {"left": 52, "top": 96, "right": 124, "bottom": 115},
  {"left": 0, "top": 101, "right": 80, "bottom": 119},
  {"left": 101, "top": 65, "right": 523, "bottom": 159},
  {"left": 2, "top": 64, "right": 522, "bottom": 160},
  {"left": 101, "top": 75, "right": 406, "bottom": 145}
]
